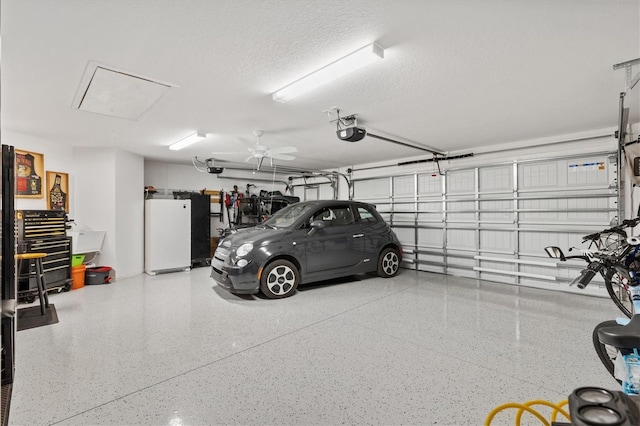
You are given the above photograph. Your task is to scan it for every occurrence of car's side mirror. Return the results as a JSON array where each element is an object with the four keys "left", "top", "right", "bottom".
[
  {"left": 308, "top": 220, "right": 326, "bottom": 236},
  {"left": 544, "top": 246, "right": 566, "bottom": 260}
]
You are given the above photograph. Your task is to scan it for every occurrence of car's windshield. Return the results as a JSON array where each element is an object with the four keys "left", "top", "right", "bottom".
[{"left": 262, "top": 203, "right": 314, "bottom": 229}]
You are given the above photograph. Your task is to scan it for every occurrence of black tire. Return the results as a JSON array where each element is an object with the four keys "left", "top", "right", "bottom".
[
  {"left": 377, "top": 247, "right": 400, "bottom": 278},
  {"left": 260, "top": 259, "right": 299, "bottom": 299},
  {"left": 592, "top": 320, "right": 622, "bottom": 384},
  {"left": 605, "top": 269, "right": 633, "bottom": 318}
]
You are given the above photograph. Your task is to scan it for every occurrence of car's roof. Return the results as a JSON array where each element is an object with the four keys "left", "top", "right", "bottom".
[{"left": 294, "top": 199, "right": 370, "bottom": 208}]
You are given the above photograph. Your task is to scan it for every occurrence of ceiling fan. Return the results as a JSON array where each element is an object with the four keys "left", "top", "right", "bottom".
[{"left": 212, "top": 130, "right": 297, "bottom": 170}]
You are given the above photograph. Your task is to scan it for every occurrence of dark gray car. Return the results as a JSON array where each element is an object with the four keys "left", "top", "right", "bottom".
[{"left": 210, "top": 200, "right": 402, "bottom": 298}]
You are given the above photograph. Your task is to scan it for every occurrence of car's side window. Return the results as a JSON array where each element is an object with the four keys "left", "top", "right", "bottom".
[
  {"left": 311, "top": 206, "right": 355, "bottom": 227},
  {"left": 357, "top": 206, "right": 378, "bottom": 223}
]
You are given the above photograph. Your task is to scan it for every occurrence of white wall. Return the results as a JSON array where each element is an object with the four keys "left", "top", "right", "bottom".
[
  {"left": 73, "top": 147, "right": 116, "bottom": 268},
  {"left": 3, "top": 133, "right": 145, "bottom": 279},
  {"left": 115, "top": 150, "right": 144, "bottom": 278},
  {"left": 73, "top": 147, "right": 144, "bottom": 279}
]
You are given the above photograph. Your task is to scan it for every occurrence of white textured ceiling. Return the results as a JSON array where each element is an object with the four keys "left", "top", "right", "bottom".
[{"left": 2, "top": 0, "right": 639, "bottom": 171}]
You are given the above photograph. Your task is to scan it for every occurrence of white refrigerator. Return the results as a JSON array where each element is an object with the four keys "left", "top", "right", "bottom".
[{"left": 145, "top": 199, "right": 191, "bottom": 275}]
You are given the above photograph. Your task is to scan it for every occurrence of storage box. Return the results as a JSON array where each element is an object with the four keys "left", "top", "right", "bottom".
[{"left": 85, "top": 266, "right": 113, "bottom": 285}]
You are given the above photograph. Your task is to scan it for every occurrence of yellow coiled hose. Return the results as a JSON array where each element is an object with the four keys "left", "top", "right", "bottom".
[{"left": 484, "top": 399, "right": 570, "bottom": 425}]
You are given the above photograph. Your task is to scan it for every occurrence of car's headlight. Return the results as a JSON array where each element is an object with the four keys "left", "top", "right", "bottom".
[{"left": 236, "top": 243, "right": 253, "bottom": 257}]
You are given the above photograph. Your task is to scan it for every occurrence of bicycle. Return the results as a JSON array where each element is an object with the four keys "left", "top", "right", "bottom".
[
  {"left": 577, "top": 227, "right": 640, "bottom": 424},
  {"left": 564, "top": 280, "right": 640, "bottom": 426},
  {"left": 544, "top": 218, "right": 640, "bottom": 318}
]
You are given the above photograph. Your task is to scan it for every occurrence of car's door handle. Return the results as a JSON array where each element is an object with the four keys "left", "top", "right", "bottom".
[{"left": 352, "top": 233, "right": 364, "bottom": 238}]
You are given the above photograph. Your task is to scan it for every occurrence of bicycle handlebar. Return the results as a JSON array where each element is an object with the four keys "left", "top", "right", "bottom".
[{"left": 582, "top": 217, "right": 640, "bottom": 242}]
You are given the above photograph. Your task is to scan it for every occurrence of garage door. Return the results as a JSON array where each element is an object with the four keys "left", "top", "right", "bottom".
[
  {"left": 352, "top": 152, "right": 618, "bottom": 293},
  {"left": 292, "top": 182, "right": 336, "bottom": 201}
]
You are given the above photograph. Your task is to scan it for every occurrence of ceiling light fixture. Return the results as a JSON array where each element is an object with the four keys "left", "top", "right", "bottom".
[
  {"left": 169, "top": 132, "right": 206, "bottom": 151},
  {"left": 272, "top": 42, "right": 384, "bottom": 102}
]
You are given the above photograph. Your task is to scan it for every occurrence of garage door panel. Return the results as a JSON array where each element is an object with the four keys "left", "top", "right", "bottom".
[
  {"left": 417, "top": 253, "right": 445, "bottom": 266},
  {"left": 351, "top": 151, "right": 616, "bottom": 293},
  {"left": 319, "top": 183, "right": 334, "bottom": 199},
  {"left": 519, "top": 156, "right": 610, "bottom": 190},
  {"left": 480, "top": 229, "right": 514, "bottom": 252},
  {"left": 417, "top": 263, "right": 444, "bottom": 273},
  {"left": 418, "top": 228, "right": 443, "bottom": 247},
  {"left": 518, "top": 162, "right": 558, "bottom": 189},
  {"left": 354, "top": 178, "right": 389, "bottom": 199},
  {"left": 393, "top": 175, "right": 414, "bottom": 197},
  {"left": 418, "top": 174, "right": 443, "bottom": 195},
  {"left": 479, "top": 199, "right": 512, "bottom": 221},
  {"left": 447, "top": 229, "right": 476, "bottom": 250},
  {"left": 447, "top": 169, "right": 475, "bottom": 194},
  {"left": 418, "top": 200, "right": 443, "bottom": 222},
  {"left": 392, "top": 227, "right": 415, "bottom": 248},
  {"left": 519, "top": 197, "right": 612, "bottom": 223},
  {"left": 519, "top": 230, "right": 585, "bottom": 257},
  {"left": 447, "top": 200, "right": 475, "bottom": 221},
  {"left": 479, "top": 166, "right": 512, "bottom": 191},
  {"left": 447, "top": 268, "right": 477, "bottom": 278},
  {"left": 479, "top": 272, "right": 517, "bottom": 284}
]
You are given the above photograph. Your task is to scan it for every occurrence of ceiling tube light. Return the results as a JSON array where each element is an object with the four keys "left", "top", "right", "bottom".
[
  {"left": 272, "top": 42, "right": 384, "bottom": 102},
  {"left": 169, "top": 132, "right": 206, "bottom": 151}
]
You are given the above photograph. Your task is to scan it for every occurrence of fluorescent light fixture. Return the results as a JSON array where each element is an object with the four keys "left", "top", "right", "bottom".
[
  {"left": 272, "top": 42, "right": 384, "bottom": 102},
  {"left": 169, "top": 132, "right": 206, "bottom": 151}
]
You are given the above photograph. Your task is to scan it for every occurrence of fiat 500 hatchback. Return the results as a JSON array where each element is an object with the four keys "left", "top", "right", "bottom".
[{"left": 210, "top": 200, "right": 402, "bottom": 298}]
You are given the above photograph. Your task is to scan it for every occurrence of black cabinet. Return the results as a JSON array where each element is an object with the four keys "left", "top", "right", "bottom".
[
  {"left": 174, "top": 192, "right": 211, "bottom": 266},
  {"left": 190, "top": 194, "right": 210, "bottom": 266},
  {"left": 17, "top": 237, "right": 72, "bottom": 293},
  {"left": 16, "top": 210, "right": 72, "bottom": 294},
  {"left": 1, "top": 145, "right": 16, "bottom": 394}
]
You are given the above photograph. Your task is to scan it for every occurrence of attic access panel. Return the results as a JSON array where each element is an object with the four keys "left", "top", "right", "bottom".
[{"left": 72, "top": 62, "right": 176, "bottom": 120}]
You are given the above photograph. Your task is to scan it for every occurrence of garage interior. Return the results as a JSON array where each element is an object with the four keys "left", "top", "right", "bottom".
[{"left": 1, "top": 1, "right": 640, "bottom": 425}]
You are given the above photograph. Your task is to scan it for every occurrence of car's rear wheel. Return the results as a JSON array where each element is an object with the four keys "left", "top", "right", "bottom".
[
  {"left": 260, "top": 259, "right": 299, "bottom": 298},
  {"left": 377, "top": 247, "right": 400, "bottom": 278}
]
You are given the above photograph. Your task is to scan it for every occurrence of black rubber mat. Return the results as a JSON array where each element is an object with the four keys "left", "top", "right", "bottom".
[{"left": 16, "top": 304, "right": 58, "bottom": 331}]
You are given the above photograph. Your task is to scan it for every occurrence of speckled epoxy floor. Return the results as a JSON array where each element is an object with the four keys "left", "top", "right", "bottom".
[{"left": 8, "top": 267, "right": 621, "bottom": 425}]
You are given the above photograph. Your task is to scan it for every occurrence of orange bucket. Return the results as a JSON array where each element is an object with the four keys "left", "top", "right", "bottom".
[{"left": 71, "top": 264, "right": 86, "bottom": 289}]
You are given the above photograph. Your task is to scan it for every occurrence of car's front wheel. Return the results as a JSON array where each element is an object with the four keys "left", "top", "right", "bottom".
[
  {"left": 378, "top": 247, "right": 400, "bottom": 278},
  {"left": 260, "top": 259, "right": 299, "bottom": 298}
]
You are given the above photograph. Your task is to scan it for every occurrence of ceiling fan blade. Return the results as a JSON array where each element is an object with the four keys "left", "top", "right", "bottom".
[
  {"left": 268, "top": 146, "right": 297, "bottom": 154},
  {"left": 211, "top": 151, "right": 248, "bottom": 155},
  {"left": 269, "top": 153, "right": 296, "bottom": 161}
]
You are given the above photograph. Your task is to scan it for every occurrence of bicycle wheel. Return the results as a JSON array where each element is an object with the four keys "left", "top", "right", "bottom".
[
  {"left": 605, "top": 269, "right": 633, "bottom": 318},
  {"left": 592, "top": 320, "right": 622, "bottom": 384}
]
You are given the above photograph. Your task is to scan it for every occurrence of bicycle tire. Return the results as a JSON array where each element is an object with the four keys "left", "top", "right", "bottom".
[
  {"left": 592, "top": 320, "right": 622, "bottom": 384},
  {"left": 605, "top": 268, "right": 633, "bottom": 318}
]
